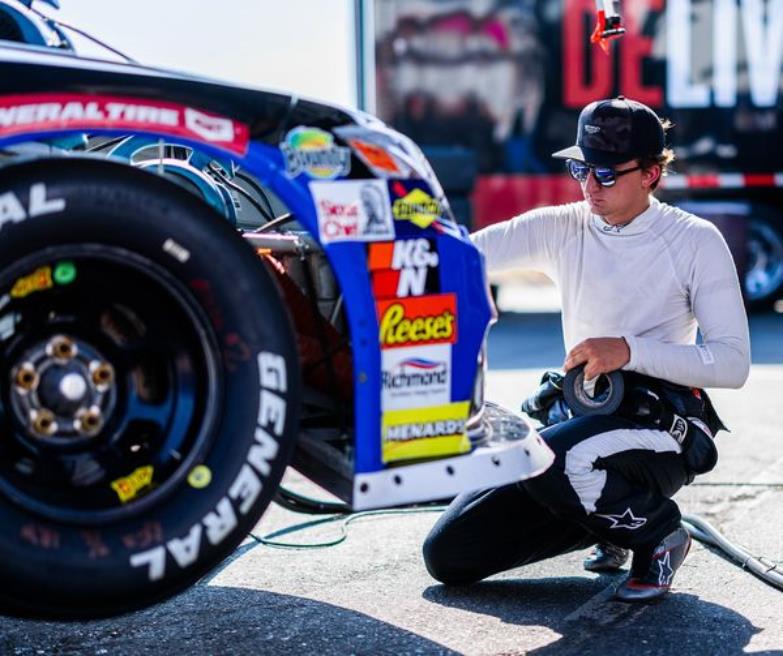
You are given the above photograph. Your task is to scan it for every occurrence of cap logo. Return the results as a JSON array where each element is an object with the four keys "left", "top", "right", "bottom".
[{"left": 584, "top": 125, "right": 601, "bottom": 134}]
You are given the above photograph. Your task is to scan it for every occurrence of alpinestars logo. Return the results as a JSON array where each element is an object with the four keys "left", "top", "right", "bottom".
[
  {"left": 657, "top": 551, "right": 674, "bottom": 586},
  {"left": 595, "top": 507, "right": 647, "bottom": 529}
]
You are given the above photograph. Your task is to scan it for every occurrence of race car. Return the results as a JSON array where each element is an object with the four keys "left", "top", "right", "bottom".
[{"left": 0, "top": 0, "right": 552, "bottom": 618}]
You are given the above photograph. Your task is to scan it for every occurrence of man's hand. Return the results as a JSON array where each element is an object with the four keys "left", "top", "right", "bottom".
[{"left": 564, "top": 337, "right": 630, "bottom": 380}]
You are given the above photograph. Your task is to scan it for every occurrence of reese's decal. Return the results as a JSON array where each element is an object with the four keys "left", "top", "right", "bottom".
[{"left": 377, "top": 293, "right": 457, "bottom": 349}]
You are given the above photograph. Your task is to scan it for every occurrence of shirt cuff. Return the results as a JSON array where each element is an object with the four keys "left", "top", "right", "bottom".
[{"left": 622, "top": 334, "right": 641, "bottom": 371}]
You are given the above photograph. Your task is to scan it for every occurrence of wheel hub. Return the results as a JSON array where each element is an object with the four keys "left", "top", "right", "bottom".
[{"left": 10, "top": 334, "right": 116, "bottom": 441}]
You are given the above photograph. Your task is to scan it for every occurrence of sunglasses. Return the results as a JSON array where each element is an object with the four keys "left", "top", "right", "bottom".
[{"left": 566, "top": 159, "right": 642, "bottom": 187}]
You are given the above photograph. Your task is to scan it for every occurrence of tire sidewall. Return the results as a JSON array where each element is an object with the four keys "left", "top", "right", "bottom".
[{"left": 0, "top": 159, "right": 299, "bottom": 617}]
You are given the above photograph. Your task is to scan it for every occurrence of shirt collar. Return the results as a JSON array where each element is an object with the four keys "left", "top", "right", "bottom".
[{"left": 591, "top": 197, "right": 660, "bottom": 236}]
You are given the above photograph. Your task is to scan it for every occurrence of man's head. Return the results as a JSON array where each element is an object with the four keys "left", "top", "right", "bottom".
[{"left": 552, "top": 97, "right": 675, "bottom": 223}]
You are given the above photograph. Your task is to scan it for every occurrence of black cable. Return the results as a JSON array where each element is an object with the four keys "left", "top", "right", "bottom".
[
  {"left": 274, "top": 486, "right": 351, "bottom": 515},
  {"left": 30, "top": 8, "right": 138, "bottom": 63}
]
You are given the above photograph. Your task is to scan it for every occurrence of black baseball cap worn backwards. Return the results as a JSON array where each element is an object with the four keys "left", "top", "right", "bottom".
[{"left": 552, "top": 96, "right": 665, "bottom": 167}]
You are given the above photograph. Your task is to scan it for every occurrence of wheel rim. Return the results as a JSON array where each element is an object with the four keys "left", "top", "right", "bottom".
[
  {"left": 0, "top": 246, "right": 222, "bottom": 525},
  {"left": 745, "top": 219, "right": 783, "bottom": 302}
]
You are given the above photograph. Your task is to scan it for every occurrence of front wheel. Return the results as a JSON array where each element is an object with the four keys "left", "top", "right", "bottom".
[{"left": 0, "top": 159, "right": 299, "bottom": 618}]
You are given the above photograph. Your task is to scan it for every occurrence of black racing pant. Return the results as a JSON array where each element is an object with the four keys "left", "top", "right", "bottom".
[{"left": 423, "top": 414, "right": 691, "bottom": 584}]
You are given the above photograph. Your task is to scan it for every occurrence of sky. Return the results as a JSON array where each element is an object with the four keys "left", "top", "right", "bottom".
[{"left": 38, "top": 0, "right": 357, "bottom": 107}]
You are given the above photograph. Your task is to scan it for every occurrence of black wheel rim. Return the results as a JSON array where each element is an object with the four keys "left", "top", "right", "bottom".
[
  {"left": 0, "top": 245, "right": 222, "bottom": 525},
  {"left": 746, "top": 219, "right": 783, "bottom": 302}
]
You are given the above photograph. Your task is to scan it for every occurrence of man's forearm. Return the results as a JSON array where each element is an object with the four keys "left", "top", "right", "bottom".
[{"left": 623, "top": 335, "right": 750, "bottom": 389}]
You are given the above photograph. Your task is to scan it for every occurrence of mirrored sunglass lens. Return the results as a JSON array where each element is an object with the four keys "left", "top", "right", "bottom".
[
  {"left": 594, "top": 168, "right": 616, "bottom": 185},
  {"left": 569, "top": 161, "right": 588, "bottom": 180}
]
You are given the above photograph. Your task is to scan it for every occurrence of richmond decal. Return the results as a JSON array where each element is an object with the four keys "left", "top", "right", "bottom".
[{"left": 381, "top": 344, "right": 451, "bottom": 410}]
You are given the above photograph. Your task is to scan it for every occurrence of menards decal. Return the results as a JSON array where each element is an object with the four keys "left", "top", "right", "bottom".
[
  {"left": 368, "top": 238, "right": 439, "bottom": 299},
  {"left": 381, "top": 401, "right": 470, "bottom": 464},
  {"left": 377, "top": 293, "right": 456, "bottom": 349},
  {"left": 0, "top": 94, "right": 250, "bottom": 155}
]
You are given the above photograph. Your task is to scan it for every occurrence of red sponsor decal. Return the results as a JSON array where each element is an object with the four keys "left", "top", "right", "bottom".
[
  {"left": 0, "top": 93, "right": 250, "bottom": 155},
  {"left": 368, "top": 239, "right": 440, "bottom": 299},
  {"left": 348, "top": 138, "right": 404, "bottom": 175},
  {"left": 377, "top": 293, "right": 457, "bottom": 349}
]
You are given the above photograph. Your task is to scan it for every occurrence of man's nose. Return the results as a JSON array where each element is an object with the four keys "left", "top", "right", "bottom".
[{"left": 584, "top": 169, "right": 602, "bottom": 192}]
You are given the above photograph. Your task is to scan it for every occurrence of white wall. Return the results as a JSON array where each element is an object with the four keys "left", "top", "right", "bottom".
[{"left": 44, "top": 0, "right": 357, "bottom": 106}]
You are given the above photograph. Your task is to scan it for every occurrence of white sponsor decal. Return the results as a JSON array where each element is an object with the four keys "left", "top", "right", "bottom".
[
  {"left": 310, "top": 180, "right": 394, "bottom": 244},
  {"left": 129, "top": 351, "right": 287, "bottom": 581},
  {"left": 183, "top": 107, "right": 235, "bottom": 143},
  {"left": 0, "top": 183, "right": 65, "bottom": 228},
  {"left": 392, "top": 239, "right": 438, "bottom": 297},
  {"left": 381, "top": 344, "right": 451, "bottom": 411},
  {"left": 162, "top": 238, "right": 190, "bottom": 263},
  {"left": 697, "top": 344, "right": 715, "bottom": 365}
]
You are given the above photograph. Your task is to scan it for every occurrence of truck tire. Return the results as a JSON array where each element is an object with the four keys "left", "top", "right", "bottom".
[
  {"left": 0, "top": 159, "right": 299, "bottom": 618},
  {"left": 746, "top": 214, "right": 783, "bottom": 311}
]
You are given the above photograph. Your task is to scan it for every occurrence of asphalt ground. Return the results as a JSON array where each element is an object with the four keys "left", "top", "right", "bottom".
[{"left": 2, "top": 298, "right": 783, "bottom": 655}]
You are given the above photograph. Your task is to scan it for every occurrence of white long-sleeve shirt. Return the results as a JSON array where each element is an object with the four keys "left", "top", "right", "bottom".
[{"left": 471, "top": 197, "right": 751, "bottom": 389}]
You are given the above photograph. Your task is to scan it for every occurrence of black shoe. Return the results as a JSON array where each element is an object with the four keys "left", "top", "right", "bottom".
[
  {"left": 583, "top": 543, "right": 630, "bottom": 572},
  {"left": 614, "top": 526, "right": 692, "bottom": 602}
]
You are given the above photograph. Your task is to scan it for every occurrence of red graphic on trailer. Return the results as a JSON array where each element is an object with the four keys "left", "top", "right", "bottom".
[{"left": 0, "top": 93, "right": 250, "bottom": 155}]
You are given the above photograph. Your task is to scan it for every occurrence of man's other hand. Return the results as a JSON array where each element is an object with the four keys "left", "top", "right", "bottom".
[{"left": 564, "top": 337, "right": 631, "bottom": 380}]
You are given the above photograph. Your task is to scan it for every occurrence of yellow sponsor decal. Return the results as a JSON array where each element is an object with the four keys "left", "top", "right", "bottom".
[
  {"left": 392, "top": 188, "right": 441, "bottom": 228},
  {"left": 377, "top": 294, "right": 457, "bottom": 349},
  {"left": 187, "top": 465, "right": 212, "bottom": 489},
  {"left": 11, "top": 266, "right": 53, "bottom": 299},
  {"left": 111, "top": 466, "right": 154, "bottom": 504},
  {"left": 381, "top": 401, "right": 470, "bottom": 464}
]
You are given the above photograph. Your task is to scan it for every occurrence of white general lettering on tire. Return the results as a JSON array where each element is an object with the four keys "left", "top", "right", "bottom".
[
  {"left": 202, "top": 498, "right": 237, "bottom": 544},
  {"left": 167, "top": 524, "right": 202, "bottom": 568},
  {"left": 258, "top": 352, "right": 287, "bottom": 392},
  {"left": 129, "top": 351, "right": 286, "bottom": 581},
  {"left": 228, "top": 464, "right": 262, "bottom": 515},
  {"left": 0, "top": 184, "right": 66, "bottom": 227}
]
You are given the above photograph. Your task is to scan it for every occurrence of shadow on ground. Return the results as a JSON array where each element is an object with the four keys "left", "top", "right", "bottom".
[
  {"left": 0, "top": 587, "right": 460, "bottom": 656},
  {"left": 424, "top": 577, "right": 783, "bottom": 656}
]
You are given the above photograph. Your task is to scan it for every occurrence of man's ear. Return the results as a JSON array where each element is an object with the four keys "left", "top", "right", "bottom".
[{"left": 642, "top": 164, "right": 661, "bottom": 189}]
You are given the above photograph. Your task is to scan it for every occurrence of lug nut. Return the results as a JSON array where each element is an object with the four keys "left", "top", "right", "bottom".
[
  {"left": 30, "top": 408, "right": 57, "bottom": 437},
  {"left": 90, "top": 361, "right": 115, "bottom": 390},
  {"left": 14, "top": 363, "right": 38, "bottom": 392},
  {"left": 75, "top": 406, "right": 103, "bottom": 436},
  {"left": 47, "top": 335, "right": 77, "bottom": 361}
]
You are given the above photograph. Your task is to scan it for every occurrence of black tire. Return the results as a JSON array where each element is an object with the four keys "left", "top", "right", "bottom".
[
  {"left": 0, "top": 159, "right": 299, "bottom": 618},
  {"left": 745, "top": 214, "right": 783, "bottom": 311}
]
